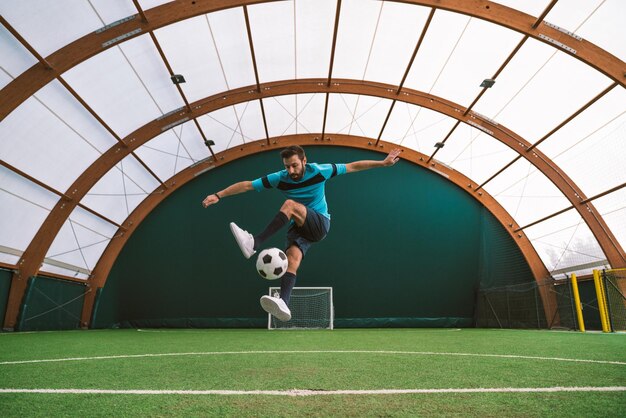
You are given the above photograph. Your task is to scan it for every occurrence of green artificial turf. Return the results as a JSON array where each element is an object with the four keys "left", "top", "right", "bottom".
[{"left": 0, "top": 328, "right": 624, "bottom": 417}]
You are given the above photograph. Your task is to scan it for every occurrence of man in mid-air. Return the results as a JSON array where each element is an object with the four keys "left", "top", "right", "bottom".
[{"left": 203, "top": 145, "right": 402, "bottom": 321}]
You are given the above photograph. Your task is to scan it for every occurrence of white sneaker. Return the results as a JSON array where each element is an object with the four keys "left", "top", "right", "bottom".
[
  {"left": 260, "top": 295, "right": 291, "bottom": 322},
  {"left": 229, "top": 222, "right": 256, "bottom": 259}
]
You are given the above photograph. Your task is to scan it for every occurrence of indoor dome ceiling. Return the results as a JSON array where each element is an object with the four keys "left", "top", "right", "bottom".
[{"left": 0, "top": 0, "right": 624, "bottom": 282}]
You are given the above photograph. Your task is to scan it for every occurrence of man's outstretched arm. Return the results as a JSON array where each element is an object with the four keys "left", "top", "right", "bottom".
[
  {"left": 202, "top": 180, "right": 254, "bottom": 208},
  {"left": 345, "top": 148, "right": 402, "bottom": 173}
]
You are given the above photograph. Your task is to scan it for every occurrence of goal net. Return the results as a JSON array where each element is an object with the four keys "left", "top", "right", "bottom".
[{"left": 267, "top": 287, "right": 334, "bottom": 330}]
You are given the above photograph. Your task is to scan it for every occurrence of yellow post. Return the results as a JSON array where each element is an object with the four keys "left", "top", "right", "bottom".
[
  {"left": 593, "top": 269, "right": 611, "bottom": 332},
  {"left": 597, "top": 269, "right": 611, "bottom": 332},
  {"left": 570, "top": 273, "right": 585, "bottom": 332}
]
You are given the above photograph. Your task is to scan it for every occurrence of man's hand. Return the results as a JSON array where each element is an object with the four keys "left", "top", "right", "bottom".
[
  {"left": 383, "top": 148, "right": 402, "bottom": 167},
  {"left": 202, "top": 194, "right": 219, "bottom": 208},
  {"left": 201, "top": 181, "right": 254, "bottom": 208},
  {"left": 345, "top": 148, "right": 403, "bottom": 173}
]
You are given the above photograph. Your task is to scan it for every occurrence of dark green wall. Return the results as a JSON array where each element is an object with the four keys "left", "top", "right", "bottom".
[
  {"left": 0, "top": 268, "right": 12, "bottom": 330},
  {"left": 94, "top": 146, "right": 536, "bottom": 328},
  {"left": 577, "top": 279, "right": 602, "bottom": 330},
  {"left": 17, "top": 276, "right": 86, "bottom": 331}
]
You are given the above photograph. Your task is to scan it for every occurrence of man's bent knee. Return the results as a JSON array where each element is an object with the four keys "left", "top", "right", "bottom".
[
  {"left": 281, "top": 200, "right": 306, "bottom": 224},
  {"left": 286, "top": 246, "right": 302, "bottom": 273},
  {"left": 282, "top": 199, "right": 301, "bottom": 210}
]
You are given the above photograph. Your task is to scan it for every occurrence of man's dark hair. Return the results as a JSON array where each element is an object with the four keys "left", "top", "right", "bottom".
[{"left": 280, "top": 145, "right": 306, "bottom": 161}]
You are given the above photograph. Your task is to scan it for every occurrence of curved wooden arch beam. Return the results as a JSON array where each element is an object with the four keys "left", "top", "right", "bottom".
[
  {"left": 79, "top": 135, "right": 556, "bottom": 328},
  {"left": 5, "top": 79, "right": 624, "bottom": 329},
  {"left": 1, "top": 0, "right": 624, "bottom": 121}
]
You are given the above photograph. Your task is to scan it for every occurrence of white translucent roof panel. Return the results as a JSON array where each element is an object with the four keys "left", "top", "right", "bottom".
[
  {"left": 33, "top": 79, "right": 118, "bottom": 153},
  {"left": 38, "top": 264, "right": 89, "bottom": 281},
  {"left": 154, "top": 9, "right": 255, "bottom": 103},
  {"left": 294, "top": 93, "right": 326, "bottom": 134},
  {"left": 476, "top": 44, "right": 611, "bottom": 142},
  {"left": 0, "top": 80, "right": 108, "bottom": 191},
  {"left": 325, "top": 94, "right": 392, "bottom": 138},
  {"left": 116, "top": 33, "right": 185, "bottom": 114},
  {"left": 264, "top": 95, "right": 297, "bottom": 138},
  {"left": 360, "top": 2, "right": 431, "bottom": 86},
  {"left": 263, "top": 94, "right": 325, "bottom": 137},
  {"left": 46, "top": 205, "right": 119, "bottom": 277},
  {"left": 436, "top": 125, "right": 520, "bottom": 185},
  {"left": 90, "top": 0, "right": 137, "bottom": 27},
  {"left": 153, "top": 16, "right": 226, "bottom": 102},
  {"left": 0, "top": 0, "right": 103, "bottom": 57},
  {"left": 483, "top": 158, "right": 571, "bottom": 228},
  {"left": 294, "top": 0, "right": 335, "bottom": 79},
  {"left": 402, "top": 10, "right": 471, "bottom": 94},
  {"left": 81, "top": 155, "right": 161, "bottom": 225},
  {"left": 0, "top": 253, "right": 20, "bottom": 267},
  {"left": 541, "top": 89, "right": 626, "bottom": 198},
  {"left": 471, "top": 37, "right": 553, "bottom": 124},
  {"left": 0, "top": 165, "right": 57, "bottom": 253},
  {"left": 197, "top": 101, "right": 266, "bottom": 154},
  {"left": 135, "top": 122, "right": 209, "bottom": 181},
  {"left": 426, "top": 18, "right": 524, "bottom": 107},
  {"left": 0, "top": 68, "right": 12, "bottom": 90},
  {"left": 524, "top": 209, "right": 605, "bottom": 274},
  {"left": 332, "top": 0, "right": 382, "bottom": 80},
  {"left": 548, "top": 0, "right": 625, "bottom": 62},
  {"left": 62, "top": 34, "right": 181, "bottom": 138},
  {"left": 593, "top": 188, "right": 626, "bottom": 256},
  {"left": 248, "top": 1, "right": 295, "bottom": 83},
  {"left": 207, "top": 8, "right": 256, "bottom": 90},
  {"left": 0, "top": 23, "right": 38, "bottom": 86},
  {"left": 380, "top": 103, "right": 456, "bottom": 153}
]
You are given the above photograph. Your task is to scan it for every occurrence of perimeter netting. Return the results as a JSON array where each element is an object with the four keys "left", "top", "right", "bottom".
[
  {"left": 475, "top": 279, "right": 577, "bottom": 329},
  {"left": 604, "top": 269, "right": 626, "bottom": 331},
  {"left": 268, "top": 287, "right": 333, "bottom": 330}
]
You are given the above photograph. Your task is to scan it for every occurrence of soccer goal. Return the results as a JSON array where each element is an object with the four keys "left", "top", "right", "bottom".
[{"left": 267, "top": 287, "right": 334, "bottom": 330}]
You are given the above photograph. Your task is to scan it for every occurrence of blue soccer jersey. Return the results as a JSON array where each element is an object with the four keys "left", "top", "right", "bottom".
[{"left": 251, "top": 163, "right": 347, "bottom": 219}]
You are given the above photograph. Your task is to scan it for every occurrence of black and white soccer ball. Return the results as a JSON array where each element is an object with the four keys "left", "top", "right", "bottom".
[{"left": 256, "top": 248, "right": 288, "bottom": 280}]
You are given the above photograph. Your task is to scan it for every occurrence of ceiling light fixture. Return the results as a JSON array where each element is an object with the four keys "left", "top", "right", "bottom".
[
  {"left": 480, "top": 79, "right": 495, "bottom": 88},
  {"left": 171, "top": 74, "right": 186, "bottom": 84}
]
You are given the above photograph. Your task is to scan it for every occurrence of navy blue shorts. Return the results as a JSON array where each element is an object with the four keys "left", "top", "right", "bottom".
[{"left": 286, "top": 208, "right": 330, "bottom": 257}]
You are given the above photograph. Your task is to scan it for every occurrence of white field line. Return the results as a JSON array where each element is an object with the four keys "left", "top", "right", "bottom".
[
  {"left": 134, "top": 328, "right": 460, "bottom": 334},
  {"left": 0, "top": 387, "right": 624, "bottom": 396},
  {"left": 0, "top": 350, "right": 624, "bottom": 366}
]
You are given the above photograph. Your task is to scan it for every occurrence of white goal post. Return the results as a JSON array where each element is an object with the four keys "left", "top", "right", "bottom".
[{"left": 267, "top": 287, "right": 334, "bottom": 330}]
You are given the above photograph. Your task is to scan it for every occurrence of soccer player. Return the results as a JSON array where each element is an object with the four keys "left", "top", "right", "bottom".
[{"left": 202, "top": 145, "right": 402, "bottom": 321}]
